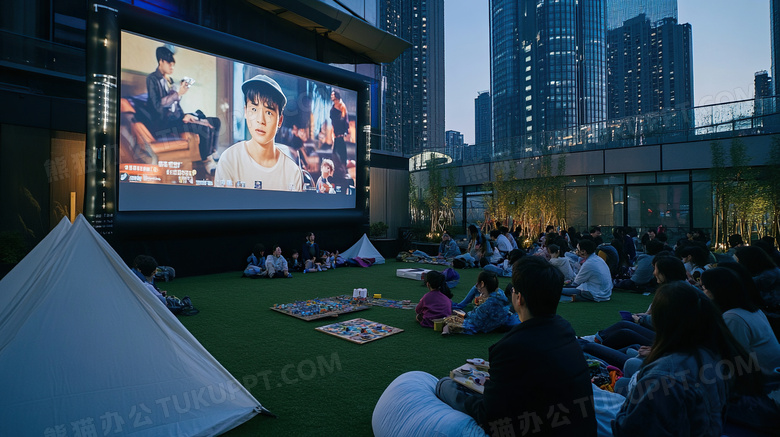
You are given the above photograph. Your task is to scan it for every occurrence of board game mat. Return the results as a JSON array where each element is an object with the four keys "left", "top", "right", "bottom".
[
  {"left": 271, "top": 295, "right": 371, "bottom": 321},
  {"left": 315, "top": 318, "right": 403, "bottom": 344},
  {"left": 367, "top": 297, "right": 417, "bottom": 310}
]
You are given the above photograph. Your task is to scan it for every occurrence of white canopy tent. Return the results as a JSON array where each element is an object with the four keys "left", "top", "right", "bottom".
[
  {"left": 0, "top": 215, "right": 268, "bottom": 436},
  {"left": 340, "top": 233, "right": 385, "bottom": 264}
]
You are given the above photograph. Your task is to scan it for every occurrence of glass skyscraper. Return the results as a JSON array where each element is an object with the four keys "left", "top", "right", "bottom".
[
  {"left": 605, "top": 0, "right": 677, "bottom": 30},
  {"left": 772, "top": 0, "right": 780, "bottom": 95},
  {"left": 474, "top": 91, "right": 492, "bottom": 146},
  {"left": 607, "top": 15, "right": 693, "bottom": 118},
  {"left": 380, "top": 0, "right": 445, "bottom": 156},
  {"left": 489, "top": 0, "right": 607, "bottom": 146}
]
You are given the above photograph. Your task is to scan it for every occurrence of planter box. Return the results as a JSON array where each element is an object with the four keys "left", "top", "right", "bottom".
[
  {"left": 370, "top": 238, "right": 400, "bottom": 258},
  {"left": 411, "top": 242, "right": 439, "bottom": 256}
]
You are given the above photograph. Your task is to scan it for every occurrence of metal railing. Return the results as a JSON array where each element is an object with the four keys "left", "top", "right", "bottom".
[{"left": 430, "top": 96, "right": 780, "bottom": 170}]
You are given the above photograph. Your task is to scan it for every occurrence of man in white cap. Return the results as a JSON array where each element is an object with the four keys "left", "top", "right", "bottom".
[{"left": 214, "top": 74, "right": 303, "bottom": 191}]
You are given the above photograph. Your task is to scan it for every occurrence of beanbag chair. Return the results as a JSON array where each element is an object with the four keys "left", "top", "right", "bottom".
[
  {"left": 372, "top": 371, "right": 487, "bottom": 437},
  {"left": 591, "top": 383, "right": 625, "bottom": 437}
]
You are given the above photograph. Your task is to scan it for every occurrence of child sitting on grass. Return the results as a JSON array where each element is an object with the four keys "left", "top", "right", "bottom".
[{"left": 415, "top": 271, "right": 454, "bottom": 328}]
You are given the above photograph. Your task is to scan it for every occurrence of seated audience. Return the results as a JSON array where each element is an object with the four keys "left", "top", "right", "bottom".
[
  {"left": 561, "top": 239, "right": 613, "bottom": 302},
  {"left": 415, "top": 271, "right": 453, "bottom": 328},
  {"left": 500, "top": 226, "right": 518, "bottom": 250},
  {"left": 483, "top": 248, "right": 524, "bottom": 278},
  {"left": 414, "top": 231, "right": 461, "bottom": 261},
  {"left": 590, "top": 226, "right": 603, "bottom": 245},
  {"left": 755, "top": 237, "right": 780, "bottom": 267},
  {"left": 734, "top": 245, "right": 780, "bottom": 311},
  {"left": 490, "top": 229, "right": 513, "bottom": 260},
  {"left": 443, "top": 272, "right": 511, "bottom": 334},
  {"left": 726, "top": 234, "right": 745, "bottom": 258},
  {"left": 678, "top": 245, "right": 714, "bottom": 284},
  {"left": 548, "top": 244, "right": 576, "bottom": 283},
  {"left": 701, "top": 267, "right": 780, "bottom": 433},
  {"left": 266, "top": 245, "right": 292, "bottom": 278},
  {"left": 436, "top": 256, "right": 597, "bottom": 435},
  {"left": 615, "top": 239, "right": 664, "bottom": 292},
  {"left": 243, "top": 243, "right": 267, "bottom": 278},
  {"left": 288, "top": 250, "right": 304, "bottom": 272},
  {"left": 612, "top": 281, "right": 763, "bottom": 436},
  {"left": 133, "top": 254, "right": 166, "bottom": 305},
  {"left": 301, "top": 232, "right": 320, "bottom": 272}
]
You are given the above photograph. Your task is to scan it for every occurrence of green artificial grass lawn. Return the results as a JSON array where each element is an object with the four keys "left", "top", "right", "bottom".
[{"left": 161, "top": 260, "right": 653, "bottom": 436}]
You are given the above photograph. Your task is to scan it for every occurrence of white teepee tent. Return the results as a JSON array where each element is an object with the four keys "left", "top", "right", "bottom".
[
  {"left": 0, "top": 216, "right": 268, "bottom": 436},
  {"left": 340, "top": 233, "right": 385, "bottom": 264}
]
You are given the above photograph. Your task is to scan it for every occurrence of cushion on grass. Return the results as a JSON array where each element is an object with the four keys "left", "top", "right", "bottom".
[{"left": 372, "top": 371, "right": 488, "bottom": 437}]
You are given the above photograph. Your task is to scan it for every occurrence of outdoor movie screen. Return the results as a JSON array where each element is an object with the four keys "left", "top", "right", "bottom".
[{"left": 118, "top": 31, "right": 359, "bottom": 211}]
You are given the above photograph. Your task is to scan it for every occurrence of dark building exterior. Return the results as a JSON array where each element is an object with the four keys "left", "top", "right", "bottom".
[
  {"left": 756, "top": 71, "right": 773, "bottom": 99},
  {"left": 0, "top": 0, "right": 406, "bottom": 275},
  {"left": 605, "top": 0, "right": 677, "bottom": 30},
  {"left": 607, "top": 15, "right": 693, "bottom": 119},
  {"left": 380, "top": 0, "right": 445, "bottom": 156},
  {"left": 773, "top": 0, "right": 780, "bottom": 95},
  {"left": 445, "top": 129, "right": 464, "bottom": 161},
  {"left": 489, "top": 0, "right": 607, "bottom": 150},
  {"left": 474, "top": 91, "right": 492, "bottom": 146}
]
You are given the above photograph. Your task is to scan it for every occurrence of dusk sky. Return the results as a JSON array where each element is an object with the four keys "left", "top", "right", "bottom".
[{"left": 444, "top": 0, "right": 772, "bottom": 145}]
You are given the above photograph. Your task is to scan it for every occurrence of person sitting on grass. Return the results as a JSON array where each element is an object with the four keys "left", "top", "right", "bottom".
[
  {"left": 243, "top": 243, "right": 267, "bottom": 278},
  {"left": 443, "top": 271, "right": 511, "bottom": 335},
  {"left": 482, "top": 248, "right": 524, "bottom": 278},
  {"left": 133, "top": 254, "right": 167, "bottom": 305},
  {"left": 435, "top": 256, "right": 597, "bottom": 435},
  {"left": 548, "top": 243, "right": 576, "bottom": 283},
  {"left": 701, "top": 266, "right": 780, "bottom": 433},
  {"left": 612, "top": 281, "right": 763, "bottom": 436},
  {"left": 266, "top": 245, "right": 292, "bottom": 278},
  {"left": 561, "top": 239, "right": 613, "bottom": 302},
  {"left": 288, "top": 250, "right": 304, "bottom": 272},
  {"left": 615, "top": 239, "right": 664, "bottom": 292},
  {"left": 415, "top": 271, "right": 454, "bottom": 328}
]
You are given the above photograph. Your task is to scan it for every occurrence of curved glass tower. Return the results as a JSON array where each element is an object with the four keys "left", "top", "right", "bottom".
[{"left": 490, "top": 0, "right": 607, "bottom": 147}]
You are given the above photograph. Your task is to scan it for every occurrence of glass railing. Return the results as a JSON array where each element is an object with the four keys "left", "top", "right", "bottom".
[
  {"left": 0, "top": 29, "right": 86, "bottom": 78},
  {"left": 431, "top": 96, "right": 780, "bottom": 170}
]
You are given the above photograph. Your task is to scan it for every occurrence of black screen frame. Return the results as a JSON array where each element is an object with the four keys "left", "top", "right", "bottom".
[{"left": 111, "top": 3, "right": 370, "bottom": 235}]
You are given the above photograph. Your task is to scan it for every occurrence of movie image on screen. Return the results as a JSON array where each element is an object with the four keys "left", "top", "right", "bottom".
[{"left": 118, "top": 31, "right": 359, "bottom": 211}]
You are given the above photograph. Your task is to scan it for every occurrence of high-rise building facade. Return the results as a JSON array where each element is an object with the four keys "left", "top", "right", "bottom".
[
  {"left": 756, "top": 71, "right": 773, "bottom": 99},
  {"left": 445, "top": 130, "right": 464, "bottom": 161},
  {"left": 474, "top": 91, "right": 492, "bottom": 146},
  {"left": 489, "top": 0, "right": 607, "bottom": 147},
  {"left": 607, "top": 15, "right": 693, "bottom": 118},
  {"left": 380, "top": 0, "right": 445, "bottom": 156},
  {"left": 772, "top": 0, "right": 780, "bottom": 95},
  {"left": 606, "top": 0, "right": 677, "bottom": 30}
]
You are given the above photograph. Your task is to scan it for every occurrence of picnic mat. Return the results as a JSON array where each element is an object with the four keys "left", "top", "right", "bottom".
[
  {"left": 271, "top": 295, "right": 371, "bottom": 321},
  {"left": 315, "top": 318, "right": 403, "bottom": 344}
]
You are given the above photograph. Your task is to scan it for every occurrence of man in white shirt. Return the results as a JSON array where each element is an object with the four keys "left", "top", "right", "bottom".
[
  {"left": 214, "top": 74, "right": 302, "bottom": 191},
  {"left": 561, "top": 239, "right": 612, "bottom": 302}
]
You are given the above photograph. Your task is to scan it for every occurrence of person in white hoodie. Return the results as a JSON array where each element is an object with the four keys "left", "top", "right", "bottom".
[
  {"left": 561, "top": 239, "right": 612, "bottom": 302},
  {"left": 548, "top": 244, "right": 576, "bottom": 283}
]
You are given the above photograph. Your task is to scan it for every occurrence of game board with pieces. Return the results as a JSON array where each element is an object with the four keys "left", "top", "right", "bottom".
[
  {"left": 315, "top": 318, "right": 403, "bottom": 344},
  {"left": 367, "top": 298, "right": 417, "bottom": 310},
  {"left": 270, "top": 295, "right": 371, "bottom": 321},
  {"left": 449, "top": 362, "right": 491, "bottom": 394}
]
